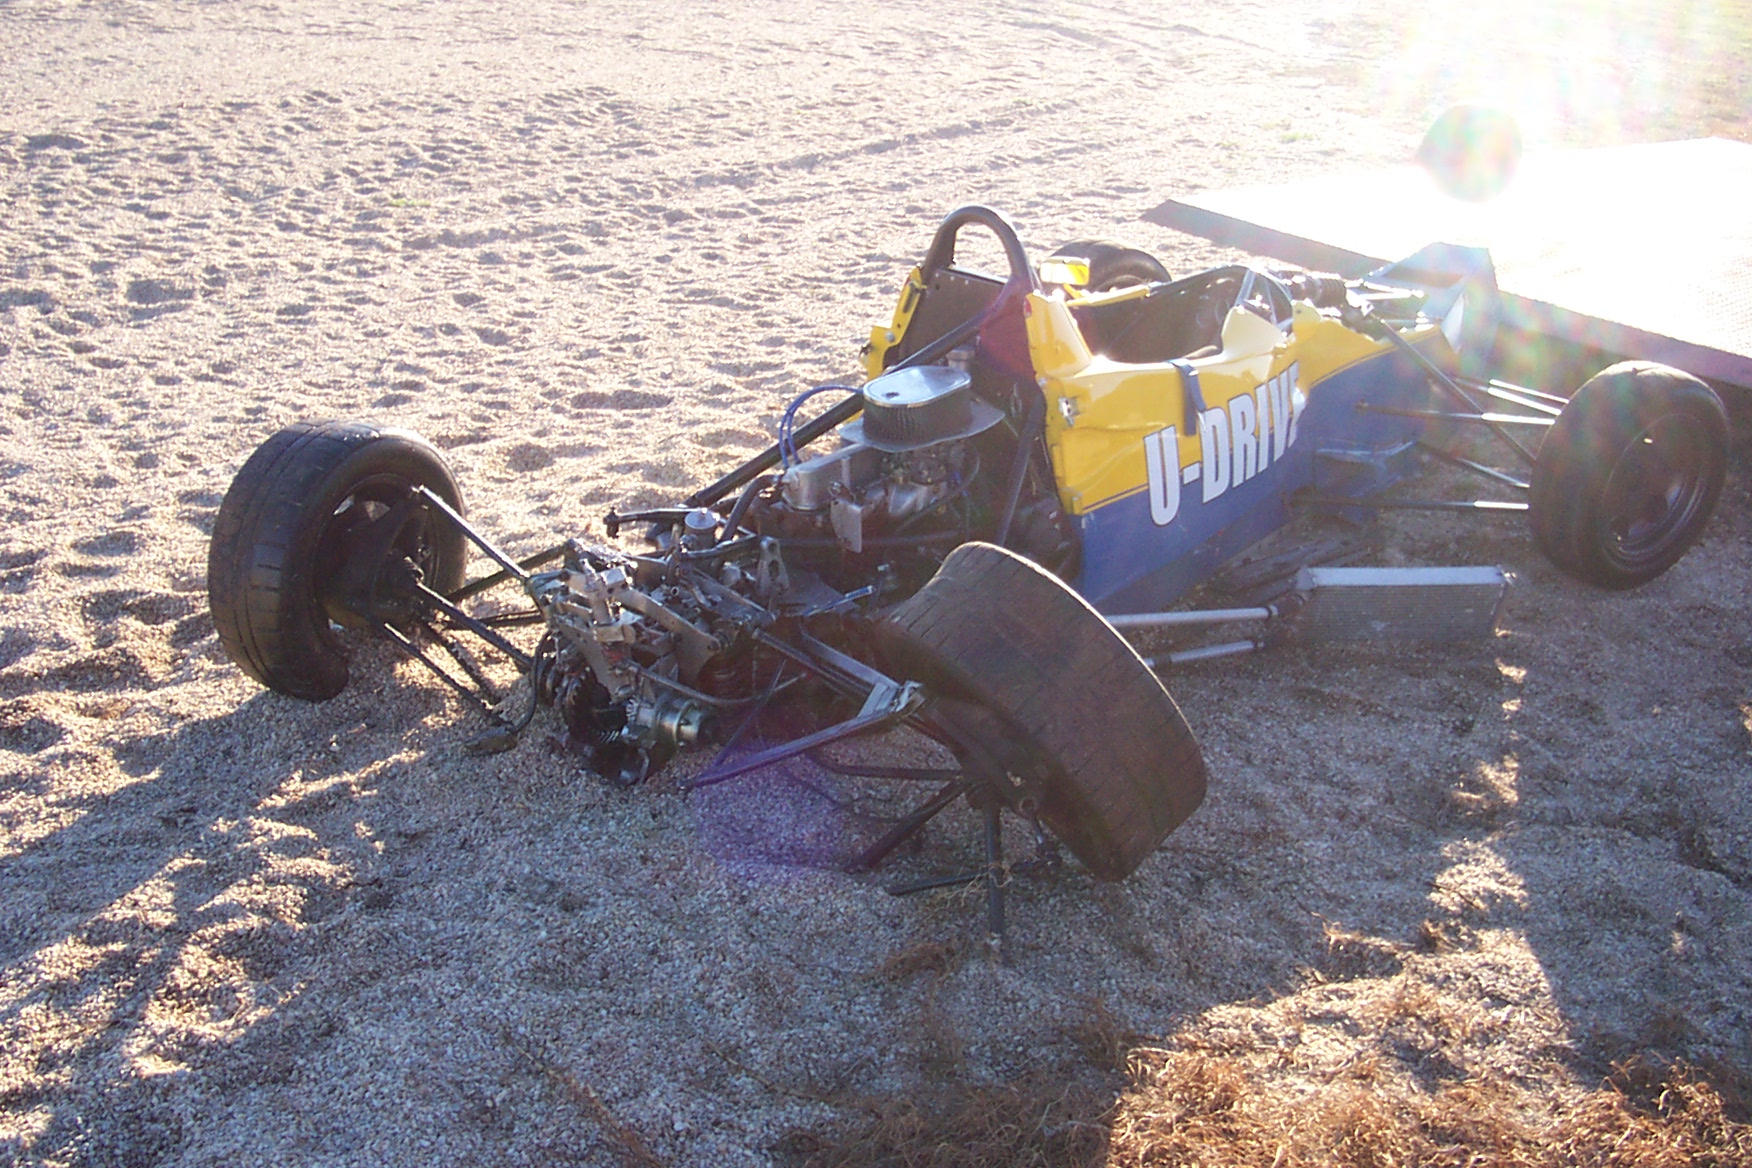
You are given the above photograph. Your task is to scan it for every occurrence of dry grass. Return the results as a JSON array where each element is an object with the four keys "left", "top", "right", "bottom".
[
  {"left": 785, "top": 1073, "right": 1113, "bottom": 1168},
  {"left": 792, "top": 1055, "right": 1752, "bottom": 1168},
  {"left": 1109, "top": 1051, "right": 1752, "bottom": 1167},
  {"left": 791, "top": 999, "right": 1752, "bottom": 1168},
  {"left": 504, "top": 1029, "right": 671, "bottom": 1168}
]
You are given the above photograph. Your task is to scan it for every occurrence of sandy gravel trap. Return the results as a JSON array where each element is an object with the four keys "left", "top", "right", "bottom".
[{"left": 2, "top": 1, "right": 1750, "bottom": 1165}]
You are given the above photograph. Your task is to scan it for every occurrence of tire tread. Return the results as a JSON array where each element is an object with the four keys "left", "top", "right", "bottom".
[
  {"left": 877, "top": 542, "right": 1205, "bottom": 881},
  {"left": 209, "top": 420, "right": 464, "bottom": 700}
]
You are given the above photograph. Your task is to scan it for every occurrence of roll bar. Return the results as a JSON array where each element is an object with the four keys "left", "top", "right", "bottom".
[{"left": 919, "top": 205, "right": 1041, "bottom": 294}]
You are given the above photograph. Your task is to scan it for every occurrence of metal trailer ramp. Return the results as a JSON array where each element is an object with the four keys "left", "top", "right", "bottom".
[{"left": 1144, "top": 137, "right": 1752, "bottom": 392}]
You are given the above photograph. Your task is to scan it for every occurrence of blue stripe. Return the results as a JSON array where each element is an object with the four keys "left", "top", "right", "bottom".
[{"left": 1073, "top": 342, "right": 1434, "bottom": 613}]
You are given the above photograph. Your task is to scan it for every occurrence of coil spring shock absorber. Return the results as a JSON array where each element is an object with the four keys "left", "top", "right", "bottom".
[
  {"left": 695, "top": 650, "right": 755, "bottom": 700},
  {"left": 695, "top": 636, "right": 790, "bottom": 699}
]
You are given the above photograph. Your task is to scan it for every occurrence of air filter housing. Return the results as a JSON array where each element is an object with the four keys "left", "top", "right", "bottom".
[{"left": 839, "top": 366, "right": 1003, "bottom": 452}]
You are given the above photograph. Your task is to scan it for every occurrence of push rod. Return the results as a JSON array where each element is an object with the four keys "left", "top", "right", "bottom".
[
  {"left": 1358, "top": 309, "right": 1539, "bottom": 466},
  {"left": 1356, "top": 403, "right": 1552, "bottom": 426},
  {"left": 847, "top": 778, "right": 971, "bottom": 874},
  {"left": 370, "top": 619, "right": 497, "bottom": 718},
  {"left": 1476, "top": 383, "right": 1563, "bottom": 417},
  {"left": 447, "top": 544, "right": 568, "bottom": 603},
  {"left": 416, "top": 486, "right": 532, "bottom": 586},
  {"left": 1300, "top": 494, "right": 1528, "bottom": 513},
  {"left": 809, "top": 754, "right": 965, "bottom": 783},
  {"left": 1107, "top": 605, "right": 1274, "bottom": 630},
  {"left": 687, "top": 701, "right": 913, "bottom": 790},
  {"left": 1145, "top": 639, "right": 1261, "bottom": 668},
  {"left": 1417, "top": 442, "right": 1530, "bottom": 491},
  {"left": 413, "top": 580, "right": 534, "bottom": 670},
  {"left": 1458, "top": 375, "right": 1570, "bottom": 407}
]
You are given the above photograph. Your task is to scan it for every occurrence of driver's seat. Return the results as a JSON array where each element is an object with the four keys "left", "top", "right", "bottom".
[{"left": 1210, "top": 306, "right": 1284, "bottom": 364}]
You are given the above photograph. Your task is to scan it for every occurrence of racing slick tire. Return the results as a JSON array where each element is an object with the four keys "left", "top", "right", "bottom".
[
  {"left": 208, "top": 420, "right": 467, "bottom": 701},
  {"left": 1528, "top": 362, "right": 1727, "bottom": 590},
  {"left": 1044, "top": 239, "right": 1170, "bottom": 291},
  {"left": 1046, "top": 240, "right": 1172, "bottom": 364},
  {"left": 875, "top": 542, "right": 1206, "bottom": 882}
]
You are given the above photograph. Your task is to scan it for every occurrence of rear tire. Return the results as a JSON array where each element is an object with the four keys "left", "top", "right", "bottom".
[
  {"left": 1044, "top": 239, "right": 1170, "bottom": 291},
  {"left": 1528, "top": 362, "right": 1727, "bottom": 589},
  {"left": 208, "top": 420, "right": 466, "bottom": 700},
  {"left": 876, "top": 542, "right": 1206, "bottom": 882},
  {"left": 1045, "top": 240, "right": 1173, "bottom": 364}
]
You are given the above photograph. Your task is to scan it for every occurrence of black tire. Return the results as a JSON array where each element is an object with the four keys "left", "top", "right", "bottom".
[
  {"left": 875, "top": 542, "right": 1206, "bottom": 882},
  {"left": 209, "top": 420, "right": 466, "bottom": 700},
  {"left": 1046, "top": 240, "right": 1172, "bottom": 363},
  {"left": 1044, "top": 239, "right": 1170, "bottom": 291},
  {"left": 1528, "top": 362, "right": 1727, "bottom": 590}
]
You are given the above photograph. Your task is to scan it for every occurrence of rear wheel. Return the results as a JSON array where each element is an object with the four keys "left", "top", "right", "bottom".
[
  {"left": 876, "top": 542, "right": 1206, "bottom": 882},
  {"left": 1045, "top": 240, "right": 1173, "bottom": 364},
  {"left": 1528, "top": 362, "right": 1727, "bottom": 589},
  {"left": 208, "top": 420, "right": 466, "bottom": 700},
  {"left": 1044, "top": 239, "right": 1170, "bottom": 291}
]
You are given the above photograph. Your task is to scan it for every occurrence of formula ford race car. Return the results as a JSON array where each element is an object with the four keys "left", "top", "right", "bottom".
[{"left": 207, "top": 205, "right": 1730, "bottom": 941}]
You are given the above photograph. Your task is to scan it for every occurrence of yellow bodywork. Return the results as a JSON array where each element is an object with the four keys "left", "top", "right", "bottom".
[
  {"left": 863, "top": 267, "right": 927, "bottom": 381},
  {"left": 1025, "top": 291, "right": 1426, "bottom": 516}
]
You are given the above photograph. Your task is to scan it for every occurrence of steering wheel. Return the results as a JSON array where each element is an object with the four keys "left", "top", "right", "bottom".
[{"left": 1230, "top": 267, "right": 1294, "bottom": 329}]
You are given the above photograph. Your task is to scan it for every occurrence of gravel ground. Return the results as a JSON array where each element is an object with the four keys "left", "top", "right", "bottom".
[{"left": 2, "top": 1, "right": 1749, "bottom": 1164}]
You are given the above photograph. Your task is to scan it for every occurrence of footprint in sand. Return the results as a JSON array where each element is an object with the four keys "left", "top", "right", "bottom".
[
  {"left": 0, "top": 549, "right": 43, "bottom": 594},
  {"left": 71, "top": 531, "right": 139, "bottom": 557},
  {"left": 125, "top": 279, "right": 193, "bottom": 307},
  {"left": 691, "top": 426, "right": 767, "bottom": 450},
  {"left": 80, "top": 589, "right": 193, "bottom": 627},
  {"left": 0, "top": 698, "right": 64, "bottom": 754},
  {"left": 24, "top": 133, "right": 85, "bottom": 152},
  {"left": 504, "top": 442, "right": 554, "bottom": 473},
  {"left": 80, "top": 589, "right": 191, "bottom": 652},
  {"left": 10, "top": 645, "right": 152, "bottom": 696},
  {"left": 0, "top": 628, "right": 37, "bottom": 671},
  {"left": 570, "top": 388, "right": 672, "bottom": 411}
]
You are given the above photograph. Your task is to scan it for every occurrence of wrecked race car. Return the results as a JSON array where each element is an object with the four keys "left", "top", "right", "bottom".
[{"left": 206, "top": 205, "right": 1729, "bottom": 940}]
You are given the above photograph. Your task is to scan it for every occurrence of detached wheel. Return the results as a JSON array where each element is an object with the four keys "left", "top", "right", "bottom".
[
  {"left": 1529, "top": 362, "right": 1727, "bottom": 589},
  {"left": 876, "top": 542, "right": 1206, "bottom": 882},
  {"left": 1044, "top": 239, "right": 1170, "bottom": 291},
  {"left": 208, "top": 420, "right": 466, "bottom": 700}
]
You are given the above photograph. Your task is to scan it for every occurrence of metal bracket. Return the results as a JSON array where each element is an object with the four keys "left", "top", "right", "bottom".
[
  {"left": 755, "top": 537, "right": 789, "bottom": 602},
  {"left": 686, "top": 678, "right": 924, "bottom": 790}
]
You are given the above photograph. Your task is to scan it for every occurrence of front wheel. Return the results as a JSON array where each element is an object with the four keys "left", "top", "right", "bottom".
[
  {"left": 208, "top": 420, "right": 466, "bottom": 700},
  {"left": 876, "top": 542, "right": 1206, "bottom": 882},
  {"left": 1528, "top": 362, "right": 1728, "bottom": 590}
]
